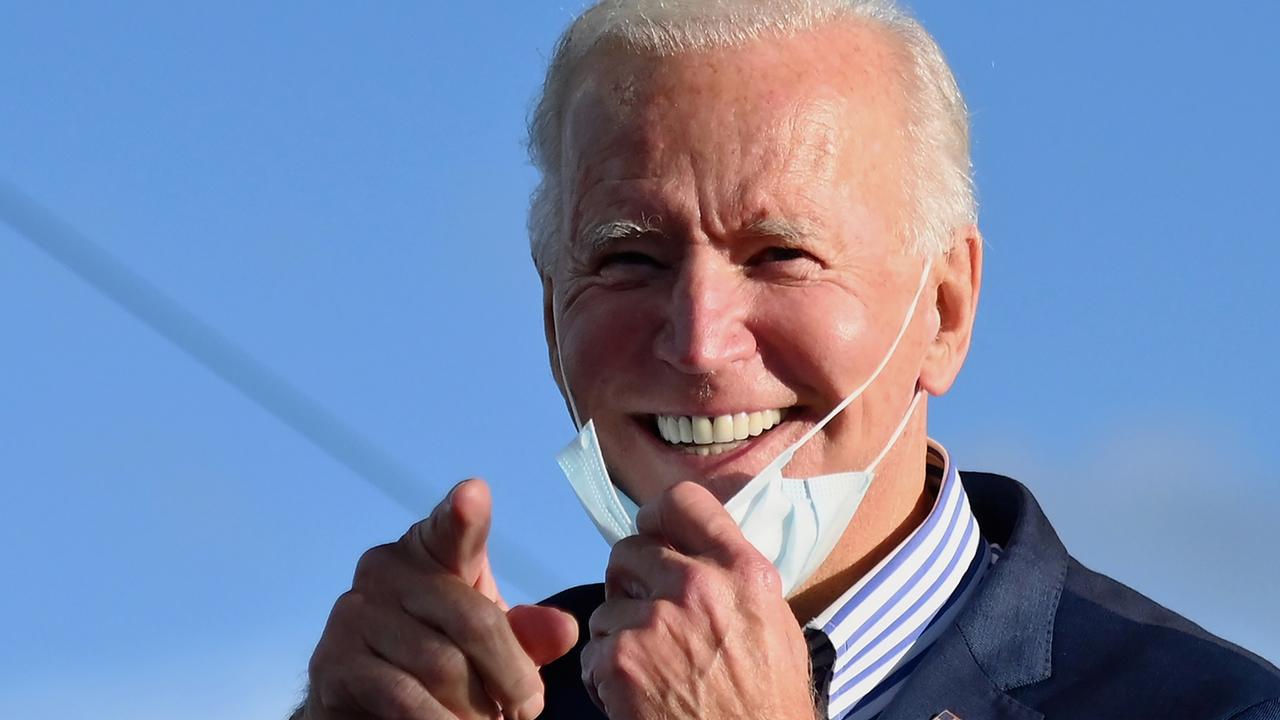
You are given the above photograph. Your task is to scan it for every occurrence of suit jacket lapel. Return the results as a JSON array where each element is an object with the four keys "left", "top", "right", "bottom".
[
  {"left": 878, "top": 472, "right": 1068, "bottom": 720},
  {"left": 877, "top": 629, "right": 1043, "bottom": 720}
]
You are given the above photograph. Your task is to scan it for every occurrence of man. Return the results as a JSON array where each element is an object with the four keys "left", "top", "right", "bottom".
[{"left": 295, "top": 2, "right": 1280, "bottom": 719}]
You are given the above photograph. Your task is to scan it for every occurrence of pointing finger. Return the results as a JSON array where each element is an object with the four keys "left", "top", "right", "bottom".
[{"left": 402, "top": 478, "right": 493, "bottom": 587}]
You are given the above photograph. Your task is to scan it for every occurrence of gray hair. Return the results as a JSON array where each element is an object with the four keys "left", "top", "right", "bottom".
[{"left": 527, "top": 0, "right": 976, "bottom": 274}]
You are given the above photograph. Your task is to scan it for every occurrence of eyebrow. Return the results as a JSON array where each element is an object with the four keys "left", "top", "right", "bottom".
[
  {"left": 582, "top": 218, "right": 664, "bottom": 252},
  {"left": 743, "top": 217, "right": 813, "bottom": 243},
  {"left": 580, "top": 215, "right": 814, "bottom": 252}
]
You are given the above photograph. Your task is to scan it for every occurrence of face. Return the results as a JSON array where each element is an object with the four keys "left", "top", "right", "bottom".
[{"left": 545, "top": 24, "right": 975, "bottom": 505}]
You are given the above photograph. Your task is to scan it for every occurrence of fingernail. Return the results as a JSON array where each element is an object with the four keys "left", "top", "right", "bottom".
[{"left": 445, "top": 480, "right": 465, "bottom": 510}]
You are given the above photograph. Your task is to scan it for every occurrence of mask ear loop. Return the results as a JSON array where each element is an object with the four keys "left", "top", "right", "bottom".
[
  {"left": 551, "top": 290, "right": 584, "bottom": 430},
  {"left": 780, "top": 257, "right": 934, "bottom": 462},
  {"left": 865, "top": 387, "right": 924, "bottom": 474}
]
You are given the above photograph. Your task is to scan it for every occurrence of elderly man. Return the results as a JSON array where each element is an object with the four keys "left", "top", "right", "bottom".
[{"left": 295, "top": 2, "right": 1280, "bottom": 719}]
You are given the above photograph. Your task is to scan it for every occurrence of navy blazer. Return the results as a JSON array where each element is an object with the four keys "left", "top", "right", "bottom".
[{"left": 536, "top": 472, "right": 1280, "bottom": 719}]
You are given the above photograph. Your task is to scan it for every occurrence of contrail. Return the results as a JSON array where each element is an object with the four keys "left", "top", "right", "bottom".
[{"left": 0, "top": 178, "right": 563, "bottom": 597}]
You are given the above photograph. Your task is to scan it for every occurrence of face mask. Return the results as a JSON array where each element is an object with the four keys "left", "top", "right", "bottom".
[{"left": 553, "top": 259, "right": 932, "bottom": 597}]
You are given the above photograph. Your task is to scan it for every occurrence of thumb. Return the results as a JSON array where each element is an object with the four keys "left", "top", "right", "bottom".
[
  {"left": 507, "top": 604, "right": 580, "bottom": 667},
  {"left": 636, "top": 481, "right": 745, "bottom": 561},
  {"left": 404, "top": 478, "right": 495, "bottom": 591}
]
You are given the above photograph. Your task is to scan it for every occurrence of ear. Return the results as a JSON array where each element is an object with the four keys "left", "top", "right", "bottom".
[
  {"left": 542, "top": 275, "right": 569, "bottom": 399},
  {"left": 919, "top": 225, "right": 983, "bottom": 396}
]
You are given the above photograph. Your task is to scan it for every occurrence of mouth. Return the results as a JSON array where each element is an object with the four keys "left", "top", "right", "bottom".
[{"left": 649, "top": 408, "right": 791, "bottom": 456}]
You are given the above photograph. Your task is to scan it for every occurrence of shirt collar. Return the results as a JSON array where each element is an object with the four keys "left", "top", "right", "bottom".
[{"left": 806, "top": 440, "right": 990, "bottom": 720}]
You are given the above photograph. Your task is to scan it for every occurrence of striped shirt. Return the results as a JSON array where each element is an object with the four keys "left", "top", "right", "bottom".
[{"left": 805, "top": 442, "right": 991, "bottom": 720}]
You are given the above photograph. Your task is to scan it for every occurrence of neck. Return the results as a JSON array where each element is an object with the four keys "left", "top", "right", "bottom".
[{"left": 786, "top": 418, "right": 934, "bottom": 624}]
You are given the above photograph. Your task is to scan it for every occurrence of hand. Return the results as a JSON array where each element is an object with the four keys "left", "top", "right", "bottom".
[
  {"left": 302, "top": 479, "right": 579, "bottom": 720},
  {"left": 581, "top": 482, "right": 816, "bottom": 720}
]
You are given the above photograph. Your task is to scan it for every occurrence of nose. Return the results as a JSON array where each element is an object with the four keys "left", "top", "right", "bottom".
[{"left": 653, "top": 250, "right": 757, "bottom": 374}]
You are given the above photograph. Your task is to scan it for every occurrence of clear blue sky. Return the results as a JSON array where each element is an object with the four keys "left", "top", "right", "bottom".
[{"left": 2, "top": 2, "right": 1277, "bottom": 718}]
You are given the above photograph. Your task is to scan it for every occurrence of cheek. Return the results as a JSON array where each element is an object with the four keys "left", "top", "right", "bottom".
[
  {"left": 560, "top": 291, "right": 663, "bottom": 407},
  {"left": 751, "top": 288, "right": 871, "bottom": 396}
]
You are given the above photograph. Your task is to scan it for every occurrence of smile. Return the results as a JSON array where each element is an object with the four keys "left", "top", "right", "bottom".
[{"left": 652, "top": 409, "right": 789, "bottom": 456}]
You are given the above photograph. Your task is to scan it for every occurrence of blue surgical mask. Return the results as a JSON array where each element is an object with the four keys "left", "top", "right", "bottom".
[{"left": 554, "top": 260, "right": 932, "bottom": 597}]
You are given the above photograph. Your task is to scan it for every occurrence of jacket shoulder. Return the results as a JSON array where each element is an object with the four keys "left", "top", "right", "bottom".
[{"left": 1013, "top": 557, "right": 1280, "bottom": 719}]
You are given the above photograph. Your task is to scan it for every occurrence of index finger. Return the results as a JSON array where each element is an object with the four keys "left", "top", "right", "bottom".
[
  {"left": 635, "top": 481, "right": 747, "bottom": 560},
  {"left": 401, "top": 478, "right": 492, "bottom": 587}
]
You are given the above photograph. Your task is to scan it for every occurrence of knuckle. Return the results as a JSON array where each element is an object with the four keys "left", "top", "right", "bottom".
[
  {"left": 307, "top": 652, "right": 334, "bottom": 695},
  {"left": 313, "top": 672, "right": 346, "bottom": 712},
  {"left": 580, "top": 635, "right": 602, "bottom": 671},
  {"left": 327, "top": 590, "right": 376, "bottom": 634},
  {"left": 611, "top": 534, "right": 646, "bottom": 556},
  {"left": 311, "top": 650, "right": 376, "bottom": 712},
  {"left": 386, "top": 674, "right": 433, "bottom": 720},
  {"left": 308, "top": 634, "right": 344, "bottom": 683},
  {"left": 319, "top": 591, "right": 370, "bottom": 642},
  {"left": 333, "top": 589, "right": 368, "bottom": 616},
  {"left": 676, "top": 561, "right": 712, "bottom": 596},
  {"left": 605, "top": 635, "right": 644, "bottom": 685},
  {"left": 353, "top": 544, "right": 397, "bottom": 586},
  {"left": 587, "top": 604, "right": 608, "bottom": 638},
  {"left": 586, "top": 636, "right": 619, "bottom": 679},
  {"left": 350, "top": 671, "right": 425, "bottom": 720},
  {"left": 738, "top": 553, "right": 782, "bottom": 594},
  {"left": 317, "top": 661, "right": 370, "bottom": 714},
  {"left": 647, "top": 597, "right": 680, "bottom": 630},
  {"left": 415, "top": 640, "right": 469, "bottom": 689},
  {"left": 453, "top": 602, "right": 506, "bottom": 648}
]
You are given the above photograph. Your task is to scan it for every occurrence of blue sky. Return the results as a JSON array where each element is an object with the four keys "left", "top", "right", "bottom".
[{"left": 2, "top": 2, "right": 1277, "bottom": 718}]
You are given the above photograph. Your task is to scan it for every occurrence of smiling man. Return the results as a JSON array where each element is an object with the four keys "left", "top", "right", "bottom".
[{"left": 295, "top": 2, "right": 1280, "bottom": 719}]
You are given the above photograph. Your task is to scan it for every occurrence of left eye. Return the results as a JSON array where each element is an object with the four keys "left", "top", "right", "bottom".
[{"left": 601, "top": 251, "right": 662, "bottom": 268}]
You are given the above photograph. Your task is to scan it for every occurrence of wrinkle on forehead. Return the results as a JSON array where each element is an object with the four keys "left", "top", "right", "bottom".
[
  {"left": 564, "top": 81, "right": 847, "bottom": 236},
  {"left": 559, "top": 21, "right": 913, "bottom": 253}
]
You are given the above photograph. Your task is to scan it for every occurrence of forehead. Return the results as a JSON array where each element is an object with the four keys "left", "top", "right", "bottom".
[{"left": 559, "top": 21, "right": 911, "bottom": 223}]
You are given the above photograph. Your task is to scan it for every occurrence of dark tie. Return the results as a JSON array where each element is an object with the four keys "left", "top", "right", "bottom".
[{"left": 805, "top": 626, "right": 837, "bottom": 719}]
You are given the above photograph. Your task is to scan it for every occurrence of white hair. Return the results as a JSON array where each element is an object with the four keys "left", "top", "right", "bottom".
[{"left": 527, "top": 0, "right": 976, "bottom": 274}]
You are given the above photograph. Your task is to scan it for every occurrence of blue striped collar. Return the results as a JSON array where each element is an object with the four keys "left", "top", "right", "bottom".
[{"left": 806, "top": 441, "right": 990, "bottom": 720}]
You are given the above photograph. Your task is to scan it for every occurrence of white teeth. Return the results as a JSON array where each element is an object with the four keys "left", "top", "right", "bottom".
[
  {"left": 712, "top": 415, "right": 735, "bottom": 443},
  {"left": 682, "top": 439, "right": 744, "bottom": 456},
  {"left": 691, "top": 416, "right": 714, "bottom": 444},
  {"left": 653, "top": 408, "right": 788, "bottom": 449}
]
